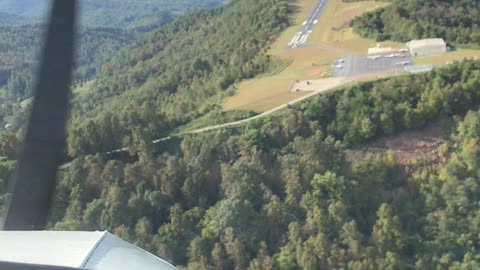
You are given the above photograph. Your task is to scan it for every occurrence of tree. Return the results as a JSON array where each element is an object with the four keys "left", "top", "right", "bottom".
[{"left": 371, "top": 204, "right": 406, "bottom": 256}]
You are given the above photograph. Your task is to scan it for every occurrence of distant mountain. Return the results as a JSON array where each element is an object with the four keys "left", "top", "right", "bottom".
[
  {"left": 0, "top": 24, "right": 135, "bottom": 101},
  {"left": 0, "top": 0, "right": 46, "bottom": 19},
  {"left": 0, "top": 0, "right": 229, "bottom": 28},
  {"left": 0, "top": 12, "right": 27, "bottom": 25}
]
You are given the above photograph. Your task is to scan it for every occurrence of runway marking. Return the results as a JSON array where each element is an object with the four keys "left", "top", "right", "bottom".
[{"left": 287, "top": 0, "right": 329, "bottom": 48}]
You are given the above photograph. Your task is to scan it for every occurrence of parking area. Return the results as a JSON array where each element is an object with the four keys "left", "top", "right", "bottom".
[{"left": 332, "top": 50, "right": 413, "bottom": 77}]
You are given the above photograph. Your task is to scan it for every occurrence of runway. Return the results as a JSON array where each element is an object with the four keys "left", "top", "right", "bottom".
[{"left": 287, "top": 0, "right": 328, "bottom": 49}]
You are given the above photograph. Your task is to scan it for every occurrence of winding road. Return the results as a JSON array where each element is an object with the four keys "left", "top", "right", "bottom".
[{"left": 106, "top": 77, "right": 356, "bottom": 154}]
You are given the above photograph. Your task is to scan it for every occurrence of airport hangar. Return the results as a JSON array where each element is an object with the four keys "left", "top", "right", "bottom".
[{"left": 406, "top": 38, "right": 447, "bottom": 56}]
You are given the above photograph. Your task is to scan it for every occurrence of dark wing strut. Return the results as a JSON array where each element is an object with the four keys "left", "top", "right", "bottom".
[{"left": 1, "top": 0, "right": 77, "bottom": 231}]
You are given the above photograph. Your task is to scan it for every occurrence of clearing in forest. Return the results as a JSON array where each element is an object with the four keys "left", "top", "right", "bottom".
[
  {"left": 225, "top": 0, "right": 480, "bottom": 113},
  {"left": 224, "top": 0, "right": 395, "bottom": 112}
]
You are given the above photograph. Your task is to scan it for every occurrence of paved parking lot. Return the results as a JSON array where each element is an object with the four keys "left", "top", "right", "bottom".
[{"left": 332, "top": 51, "right": 413, "bottom": 77}]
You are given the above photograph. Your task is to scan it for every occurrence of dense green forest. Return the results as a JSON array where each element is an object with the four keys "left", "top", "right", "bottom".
[
  {"left": 0, "top": 24, "right": 134, "bottom": 100},
  {"left": 66, "top": 0, "right": 289, "bottom": 156},
  {"left": 0, "top": 24, "right": 135, "bottom": 133},
  {"left": 0, "top": 0, "right": 233, "bottom": 132},
  {"left": 351, "top": 0, "right": 480, "bottom": 45},
  {"left": 78, "top": 0, "right": 229, "bottom": 29},
  {"left": 9, "top": 59, "right": 471, "bottom": 269}
]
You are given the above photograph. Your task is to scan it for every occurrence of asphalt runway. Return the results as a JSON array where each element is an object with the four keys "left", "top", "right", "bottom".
[
  {"left": 288, "top": 0, "right": 329, "bottom": 49},
  {"left": 332, "top": 51, "right": 413, "bottom": 77}
]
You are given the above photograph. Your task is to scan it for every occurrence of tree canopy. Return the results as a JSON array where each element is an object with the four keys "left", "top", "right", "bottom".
[
  {"left": 351, "top": 0, "right": 480, "bottom": 45},
  {"left": 38, "top": 59, "right": 480, "bottom": 269}
]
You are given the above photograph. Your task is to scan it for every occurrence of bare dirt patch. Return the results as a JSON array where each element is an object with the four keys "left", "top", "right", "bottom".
[
  {"left": 290, "top": 76, "right": 349, "bottom": 92},
  {"left": 347, "top": 122, "right": 450, "bottom": 166}
]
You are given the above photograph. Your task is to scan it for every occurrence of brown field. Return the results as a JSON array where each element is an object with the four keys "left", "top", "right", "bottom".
[{"left": 346, "top": 121, "right": 450, "bottom": 167}]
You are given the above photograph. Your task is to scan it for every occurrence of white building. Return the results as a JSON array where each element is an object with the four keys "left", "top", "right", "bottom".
[
  {"left": 0, "top": 231, "right": 176, "bottom": 270},
  {"left": 406, "top": 38, "right": 447, "bottom": 56},
  {"left": 368, "top": 43, "right": 393, "bottom": 54},
  {"left": 405, "top": 64, "right": 434, "bottom": 74}
]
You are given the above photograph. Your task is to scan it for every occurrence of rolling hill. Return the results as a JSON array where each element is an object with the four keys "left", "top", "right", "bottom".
[
  {"left": 66, "top": 0, "right": 289, "bottom": 155},
  {"left": 0, "top": 0, "right": 229, "bottom": 29},
  {"left": 0, "top": 24, "right": 134, "bottom": 101}
]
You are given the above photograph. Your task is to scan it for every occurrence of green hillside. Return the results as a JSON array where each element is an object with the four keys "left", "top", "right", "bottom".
[
  {"left": 45, "top": 60, "right": 480, "bottom": 269},
  {"left": 0, "top": 24, "right": 135, "bottom": 133},
  {"left": 0, "top": 24, "right": 134, "bottom": 101},
  {"left": 0, "top": 0, "right": 228, "bottom": 28},
  {"left": 66, "top": 0, "right": 289, "bottom": 155},
  {"left": 351, "top": 0, "right": 480, "bottom": 45}
]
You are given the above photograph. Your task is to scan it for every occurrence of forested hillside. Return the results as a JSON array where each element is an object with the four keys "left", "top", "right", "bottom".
[
  {"left": 0, "top": 0, "right": 228, "bottom": 29},
  {"left": 0, "top": 0, "right": 236, "bottom": 134},
  {"left": 79, "top": 0, "right": 229, "bottom": 29},
  {"left": 0, "top": 24, "right": 134, "bottom": 101},
  {"left": 22, "top": 60, "right": 478, "bottom": 269},
  {"left": 0, "top": 24, "right": 135, "bottom": 134},
  {"left": 66, "top": 0, "right": 289, "bottom": 156},
  {"left": 0, "top": 0, "right": 479, "bottom": 268},
  {"left": 351, "top": 0, "right": 480, "bottom": 45}
]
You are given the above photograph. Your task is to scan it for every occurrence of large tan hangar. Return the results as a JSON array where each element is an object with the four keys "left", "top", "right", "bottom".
[{"left": 406, "top": 38, "right": 447, "bottom": 56}]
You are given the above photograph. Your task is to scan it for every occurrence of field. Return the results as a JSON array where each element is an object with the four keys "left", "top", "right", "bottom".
[
  {"left": 413, "top": 49, "right": 480, "bottom": 66},
  {"left": 223, "top": 47, "right": 339, "bottom": 112},
  {"left": 307, "top": 0, "right": 399, "bottom": 53},
  {"left": 224, "top": 0, "right": 395, "bottom": 112}
]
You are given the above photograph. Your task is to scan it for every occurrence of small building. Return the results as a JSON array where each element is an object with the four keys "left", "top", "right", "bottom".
[
  {"left": 0, "top": 231, "right": 176, "bottom": 270},
  {"left": 368, "top": 43, "right": 393, "bottom": 54},
  {"left": 406, "top": 38, "right": 446, "bottom": 56}
]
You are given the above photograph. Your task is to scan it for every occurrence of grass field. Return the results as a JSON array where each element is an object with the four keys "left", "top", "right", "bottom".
[
  {"left": 307, "top": 0, "right": 400, "bottom": 53},
  {"left": 224, "top": 47, "right": 339, "bottom": 111},
  {"left": 413, "top": 49, "right": 480, "bottom": 66}
]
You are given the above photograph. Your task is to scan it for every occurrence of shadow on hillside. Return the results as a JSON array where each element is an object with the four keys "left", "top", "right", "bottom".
[{"left": 287, "top": 0, "right": 302, "bottom": 18}]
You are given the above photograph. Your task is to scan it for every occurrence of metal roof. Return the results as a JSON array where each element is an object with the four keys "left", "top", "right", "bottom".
[
  {"left": 407, "top": 38, "right": 446, "bottom": 49},
  {"left": 0, "top": 231, "right": 176, "bottom": 270},
  {"left": 405, "top": 64, "right": 434, "bottom": 73}
]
